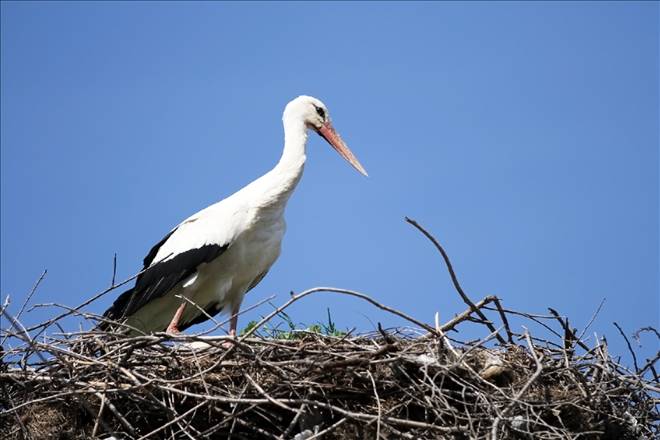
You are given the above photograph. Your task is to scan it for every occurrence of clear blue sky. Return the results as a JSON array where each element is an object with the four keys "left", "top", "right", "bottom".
[{"left": 2, "top": 2, "right": 658, "bottom": 365}]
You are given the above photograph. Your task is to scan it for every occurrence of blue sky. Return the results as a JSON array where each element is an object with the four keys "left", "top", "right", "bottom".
[{"left": 1, "top": 2, "right": 658, "bottom": 365}]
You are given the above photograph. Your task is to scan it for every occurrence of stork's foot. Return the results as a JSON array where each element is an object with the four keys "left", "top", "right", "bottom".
[
  {"left": 222, "top": 329, "right": 237, "bottom": 349},
  {"left": 166, "top": 303, "right": 186, "bottom": 335},
  {"left": 166, "top": 325, "right": 180, "bottom": 335}
]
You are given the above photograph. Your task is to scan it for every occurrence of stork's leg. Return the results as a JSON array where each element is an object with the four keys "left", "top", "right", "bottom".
[
  {"left": 166, "top": 302, "right": 186, "bottom": 334},
  {"left": 229, "top": 302, "right": 240, "bottom": 338},
  {"left": 223, "top": 302, "right": 241, "bottom": 348}
]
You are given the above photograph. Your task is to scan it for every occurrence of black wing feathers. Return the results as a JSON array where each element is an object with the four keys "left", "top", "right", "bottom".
[
  {"left": 130, "top": 243, "right": 226, "bottom": 313},
  {"left": 142, "top": 227, "right": 178, "bottom": 268},
  {"left": 102, "top": 230, "right": 227, "bottom": 325}
]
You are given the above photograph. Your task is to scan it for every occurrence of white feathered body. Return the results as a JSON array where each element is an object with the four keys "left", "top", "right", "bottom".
[{"left": 125, "top": 159, "right": 305, "bottom": 332}]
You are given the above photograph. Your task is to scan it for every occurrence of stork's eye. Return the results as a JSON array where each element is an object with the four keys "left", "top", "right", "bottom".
[{"left": 315, "top": 106, "right": 325, "bottom": 119}]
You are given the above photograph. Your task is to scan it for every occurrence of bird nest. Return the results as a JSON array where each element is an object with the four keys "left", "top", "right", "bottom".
[{"left": 1, "top": 219, "right": 658, "bottom": 439}]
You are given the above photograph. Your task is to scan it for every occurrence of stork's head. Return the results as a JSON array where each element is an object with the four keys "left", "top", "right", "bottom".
[{"left": 283, "top": 95, "right": 368, "bottom": 176}]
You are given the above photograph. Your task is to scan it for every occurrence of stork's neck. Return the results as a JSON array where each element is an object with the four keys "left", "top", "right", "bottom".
[
  {"left": 255, "top": 117, "right": 308, "bottom": 210},
  {"left": 277, "top": 117, "right": 308, "bottom": 171}
]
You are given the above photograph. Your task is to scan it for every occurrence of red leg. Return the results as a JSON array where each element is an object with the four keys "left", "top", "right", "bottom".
[
  {"left": 229, "top": 302, "right": 240, "bottom": 337},
  {"left": 223, "top": 302, "right": 241, "bottom": 348},
  {"left": 166, "top": 302, "right": 186, "bottom": 334}
]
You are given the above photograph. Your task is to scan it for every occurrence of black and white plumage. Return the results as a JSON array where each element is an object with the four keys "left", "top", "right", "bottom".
[{"left": 102, "top": 96, "right": 367, "bottom": 337}]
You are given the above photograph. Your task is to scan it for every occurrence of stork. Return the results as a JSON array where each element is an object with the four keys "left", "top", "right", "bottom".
[{"left": 102, "top": 96, "right": 367, "bottom": 339}]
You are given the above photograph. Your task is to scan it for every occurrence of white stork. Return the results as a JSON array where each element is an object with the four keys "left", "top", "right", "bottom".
[{"left": 102, "top": 96, "right": 367, "bottom": 338}]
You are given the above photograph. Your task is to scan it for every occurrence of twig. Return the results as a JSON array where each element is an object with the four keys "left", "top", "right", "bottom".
[
  {"left": 577, "top": 297, "right": 606, "bottom": 342},
  {"left": 0, "top": 308, "right": 47, "bottom": 364},
  {"left": 439, "top": 295, "right": 497, "bottom": 333},
  {"left": 138, "top": 400, "right": 208, "bottom": 440},
  {"left": 91, "top": 390, "right": 107, "bottom": 437},
  {"left": 613, "top": 322, "right": 639, "bottom": 372},
  {"left": 405, "top": 217, "right": 506, "bottom": 345},
  {"left": 245, "top": 373, "right": 295, "bottom": 412},
  {"left": 111, "top": 253, "right": 117, "bottom": 287},
  {"left": 492, "top": 296, "right": 514, "bottom": 344},
  {"left": 367, "top": 370, "right": 382, "bottom": 439},
  {"left": 96, "top": 391, "right": 137, "bottom": 436},
  {"left": 548, "top": 308, "right": 590, "bottom": 352},
  {"left": 279, "top": 404, "right": 307, "bottom": 440},
  {"left": 633, "top": 326, "right": 660, "bottom": 344},
  {"left": 305, "top": 417, "right": 348, "bottom": 440},
  {"left": 16, "top": 269, "right": 47, "bottom": 322}
]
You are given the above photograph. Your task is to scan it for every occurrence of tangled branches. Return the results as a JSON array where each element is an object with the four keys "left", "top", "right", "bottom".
[{"left": 1, "top": 219, "right": 658, "bottom": 439}]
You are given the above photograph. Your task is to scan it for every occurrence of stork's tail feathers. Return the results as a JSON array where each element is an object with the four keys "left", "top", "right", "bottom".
[{"left": 96, "top": 286, "right": 135, "bottom": 332}]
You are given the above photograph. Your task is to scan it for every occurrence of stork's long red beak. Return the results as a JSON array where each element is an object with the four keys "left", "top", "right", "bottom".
[{"left": 317, "top": 121, "right": 368, "bottom": 176}]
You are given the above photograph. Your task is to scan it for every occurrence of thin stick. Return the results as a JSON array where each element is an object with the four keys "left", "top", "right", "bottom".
[
  {"left": 138, "top": 400, "right": 208, "bottom": 440},
  {"left": 111, "top": 253, "right": 117, "bottom": 287},
  {"left": 91, "top": 391, "right": 107, "bottom": 437},
  {"left": 492, "top": 296, "right": 514, "bottom": 344},
  {"left": 16, "top": 269, "right": 48, "bottom": 321},
  {"left": 96, "top": 391, "right": 137, "bottom": 436},
  {"left": 367, "top": 370, "right": 382, "bottom": 439},
  {"left": 633, "top": 326, "right": 660, "bottom": 344},
  {"left": 1, "top": 308, "right": 47, "bottom": 364},
  {"left": 548, "top": 308, "right": 590, "bottom": 352},
  {"left": 577, "top": 297, "right": 606, "bottom": 341},
  {"left": 613, "top": 322, "right": 639, "bottom": 372},
  {"left": 279, "top": 404, "right": 307, "bottom": 440},
  {"left": 405, "top": 217, "right": 506, "bottom": 345},
  {"left": 439, "top": 295, "right": 497, "bottom": 333},
  {"left": 305, "top": 417, "right": 348, "bottom": 440},
  {"left": 245, "top": 373, "right": 295, "bottom": 412}
]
